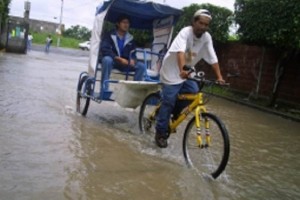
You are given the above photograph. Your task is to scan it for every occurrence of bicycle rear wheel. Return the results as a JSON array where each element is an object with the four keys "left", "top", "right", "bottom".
[
  {"left": 76, "top": 75, "right": 91, "bottom": 116},
  {"left": 138, "top": 92, "right": 161, "bottom": 135},
  {"left": 182, "top": 112, "right": 230, "bottom": 179}
]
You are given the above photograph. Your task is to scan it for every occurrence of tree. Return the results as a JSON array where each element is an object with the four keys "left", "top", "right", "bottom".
[
  {"left": 63, "top": 25, "right": 91, "bottom": 41},
  {"left": 174, "top": 3, "right": 233, "bottom": 43},
  {"left": 102, "top": 21, "right": 152, "bottom": 47},
  {"left": 235, "top": 0, "right": 300, "bottom": 106},
  {"left": 0, "top": 0, "right": 11, "bottom": 32}
]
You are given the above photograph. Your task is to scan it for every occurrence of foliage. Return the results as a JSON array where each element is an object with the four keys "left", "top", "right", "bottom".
[
  {"left": 0, "top": 0, "right": 11, "bottom": 30},
  {"left": 63, "top": 25, "right": 91, "bottom": 41},
  {"left": 235, "top": 0, "right": 300, "bottom": 49},
  {"left": 228, "top": 34, "right": 239, "bottom": 41},
  {"left": 174, "top": 3, "right": 233, "bottom": 43},
  {"left": 130, "top": 29, "right": 152, "bottom": 47},
  {"left": 234, "top": 0, "right": 300, "bottom": 107},
  {"left": 31, "top": 32, "right": 82, "bottom": 49},
  {"left": 100, "top": 3, "right": 233, "bottom": 47},
  {"left": 102, "top": 21, "right": 152, "bottom": 47}
]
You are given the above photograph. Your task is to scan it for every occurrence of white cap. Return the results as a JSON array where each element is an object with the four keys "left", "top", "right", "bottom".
[{"left": 193, "top": 9, "right": 212, "bottom": 20}]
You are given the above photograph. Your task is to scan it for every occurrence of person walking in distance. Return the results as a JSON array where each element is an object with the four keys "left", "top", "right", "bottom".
[
  {"left": 45, "top": 35, "right": 52, "bottom": 53},
  {"left": 27, "top": 33, "right": 33, "bottom": 51}
]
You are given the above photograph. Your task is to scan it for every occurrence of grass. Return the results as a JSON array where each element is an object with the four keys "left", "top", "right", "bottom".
[{"left": 31, "top": 32, "right": 82, "bottom": 49}]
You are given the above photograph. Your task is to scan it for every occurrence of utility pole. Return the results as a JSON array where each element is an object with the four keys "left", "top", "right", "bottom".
[
  {"left": 24, "top": 1, "right": 31, "bottom": 22},
  {"left": 24, "top": 1, "right": 31, "bottom": 53},
  {"left": 57, "top": 0, "right": 64, "bottom": 47}
]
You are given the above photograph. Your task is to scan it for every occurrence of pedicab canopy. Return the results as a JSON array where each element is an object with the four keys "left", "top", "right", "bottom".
[
  {"left": 96, "top": 0, "right": 182, "bottom": 30},
  {"left": 89, "top": 0, "right": 182, "bottom": 74},
  {"left": 88, "top": 0, "right": 182, "bottom": 108}
]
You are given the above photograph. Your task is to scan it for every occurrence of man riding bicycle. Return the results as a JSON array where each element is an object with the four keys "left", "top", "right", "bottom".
[{"left": 155, "top": 9, "right": 225, "bottom": 148}]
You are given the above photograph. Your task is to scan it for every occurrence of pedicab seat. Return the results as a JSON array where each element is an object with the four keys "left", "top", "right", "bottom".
[{"left": 115, "top": 80, "right": 161, "bottom": 108}]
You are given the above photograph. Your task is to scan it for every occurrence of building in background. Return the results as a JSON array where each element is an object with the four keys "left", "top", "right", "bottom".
[{"left": 9, "top": 16, "right": 65, "bottom": 34}]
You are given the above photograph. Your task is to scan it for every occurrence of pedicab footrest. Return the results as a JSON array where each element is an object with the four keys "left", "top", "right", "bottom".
[
  {"left": 92, "top": 91, "right": 113, "bottom": 101},
  {"left": 102, "top": 91, "right": 113, "bottom": 100}
]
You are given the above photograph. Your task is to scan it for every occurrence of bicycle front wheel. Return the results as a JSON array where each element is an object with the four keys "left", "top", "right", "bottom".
[
  {"left": 183, "top": 112, "right": 230, "bottom": 179},
  {"left": 139, "top": 92, "right": 161, "bottom": 135}
]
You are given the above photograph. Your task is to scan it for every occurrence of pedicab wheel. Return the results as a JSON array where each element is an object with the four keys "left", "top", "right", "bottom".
[
  {"left": 76, "top": 75, "right": 91, "bottom": 116},
  {"left": 182, "top": 112, "right": 230, "bottom": 179},
  {"left": 139, "top": 92, "right": 161, "bottom": 135}
]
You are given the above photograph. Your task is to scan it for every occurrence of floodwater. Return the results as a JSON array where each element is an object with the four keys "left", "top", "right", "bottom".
[{"left": 0, "top": 50, "right": 299, "bottom": 200}]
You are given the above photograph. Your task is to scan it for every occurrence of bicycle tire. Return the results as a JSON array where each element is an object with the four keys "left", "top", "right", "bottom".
[
  {"left": 76, "top": 75, "right": 91, "bottom": 116},
  {"left": 182, "top": 112, "right": 230, "bottom": 179},
  {"left": 138, "top": 92, "right": 161, "bottom": 135}
]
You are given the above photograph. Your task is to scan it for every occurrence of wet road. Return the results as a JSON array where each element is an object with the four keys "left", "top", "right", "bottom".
[{"left": 0, "top": 50, "right": 299, "bottom": 200}]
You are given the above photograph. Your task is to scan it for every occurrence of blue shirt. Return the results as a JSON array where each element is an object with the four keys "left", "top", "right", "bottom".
[{"left": 117, "top": 35, "right": 125, "bottom": 56}]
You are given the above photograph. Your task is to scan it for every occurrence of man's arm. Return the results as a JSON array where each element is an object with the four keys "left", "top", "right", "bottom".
[
  {"left": 177, "top": 52, "right": 189, "bottom": 79},
  {"left": 204, "top": 34, "right": 225, "bottom": 83},
  {"left": 115, "top": 57, "right": 130, "bottom": 66},
  {"left": 211, "top": 63, "right": 225, "bottom": 83},
  {"left": 123, "top": 39, "right": 136, "bottom": 66},
  {"left": 100, "top": 34, "right": 117, "bottom": 59}
]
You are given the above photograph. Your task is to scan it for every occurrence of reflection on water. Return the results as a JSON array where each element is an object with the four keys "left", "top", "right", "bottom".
[
  {"left": 0, "top": 51, "right": 299, "bottom": 199},
  {"left": 208, "top": 98, "right": 300, "bottom": 200}
]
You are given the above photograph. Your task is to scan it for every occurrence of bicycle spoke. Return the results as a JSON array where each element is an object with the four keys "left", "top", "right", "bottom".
[
  {"left": 183, "top": 113, "right": 230, "bottom": 179},
  {"left": 139, "top": 93, "right": 160, "bottom": 135}
]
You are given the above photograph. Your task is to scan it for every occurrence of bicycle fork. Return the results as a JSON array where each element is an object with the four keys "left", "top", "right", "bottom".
[{"left": 195, "top": 108, "right": 211, "bottom": 148}]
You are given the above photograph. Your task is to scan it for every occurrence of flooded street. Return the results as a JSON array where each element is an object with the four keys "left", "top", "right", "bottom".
[{"left": 0, "top": 50, "right": 299, "bottom": 200}]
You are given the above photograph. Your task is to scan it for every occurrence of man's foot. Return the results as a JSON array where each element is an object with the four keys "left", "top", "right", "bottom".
[{"left": 155, "top": 133, "right": 168, "bottom": 148}]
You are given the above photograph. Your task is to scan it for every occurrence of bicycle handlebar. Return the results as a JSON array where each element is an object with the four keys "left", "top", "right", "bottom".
[{"left": 183, "top": 65, "right": 230, "bottom": 88}]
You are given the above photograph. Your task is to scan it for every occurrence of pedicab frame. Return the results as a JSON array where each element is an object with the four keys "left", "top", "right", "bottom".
[{"left": 77, "top": 0, "right": 182, "bottom": 115}]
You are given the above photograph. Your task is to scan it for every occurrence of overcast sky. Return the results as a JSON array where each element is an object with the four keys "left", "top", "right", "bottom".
[{"left": 9, "top": 0, "right": 235, "bottom": 29}]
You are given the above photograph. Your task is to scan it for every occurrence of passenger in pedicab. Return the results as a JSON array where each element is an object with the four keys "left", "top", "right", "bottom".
[{"left": 99, "top": 14, "right": 147, "bottom": 93}]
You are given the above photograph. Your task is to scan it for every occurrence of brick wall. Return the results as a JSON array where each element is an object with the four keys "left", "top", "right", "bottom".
[{"left": 201, "top": 42, "right": 300, "bottom": 104}]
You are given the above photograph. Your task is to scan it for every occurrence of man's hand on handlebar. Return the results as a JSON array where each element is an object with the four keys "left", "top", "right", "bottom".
[
  {"left": 180, "top": 70, "right": 190, "bottom": 79},
  {"left": 182, "top": 65, "right": 229, "bottom": 85},
  {"left": 180, "top": 65, "right": 194, "bottom": 79},
  {"left": 216, "top": 78, "right": 226, "bottom": 85}
]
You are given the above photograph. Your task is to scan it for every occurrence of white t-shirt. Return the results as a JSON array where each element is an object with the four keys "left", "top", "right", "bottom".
[{"left": 160, "top": 26, "right": 218, "bottom": 85}]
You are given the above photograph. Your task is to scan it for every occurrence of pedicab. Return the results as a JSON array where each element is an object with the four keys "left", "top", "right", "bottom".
[{"left": 76, "top": 0, "right": 182, "bottom": 116}]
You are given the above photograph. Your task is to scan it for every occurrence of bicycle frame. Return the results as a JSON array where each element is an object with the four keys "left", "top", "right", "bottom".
[
  {"left": 148, "top": 91, "right": 207, "bottom": 132},
  {"left": 139, "top": 76, "right": 230, "bottom": 178},
  {"left": 170, "top": 92, "right": 213, "bottom": 148},
  {"left": 169, "top": 92, "right": 207, "bottom": 132},
  {"left": 144, "top": 90, "right": 211, "bottom": 147}
]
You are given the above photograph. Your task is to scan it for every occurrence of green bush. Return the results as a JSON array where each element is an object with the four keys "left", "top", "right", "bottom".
[{"left": 31, "top": 32, "right": 82, "bottom": 49}]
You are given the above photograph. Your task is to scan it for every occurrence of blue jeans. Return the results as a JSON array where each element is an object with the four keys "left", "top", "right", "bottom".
[
  {"left": 156, "top": 80, "right": 198, "bottom": 137},
  {"left": 27, "top": 40, "right": 32, "bottom": 51},
  {"left": 45, "top": 43, "right": 51, "bottom": 53},
  {"left": 101, "top": 56, "right": 146, "bottom": 91}
]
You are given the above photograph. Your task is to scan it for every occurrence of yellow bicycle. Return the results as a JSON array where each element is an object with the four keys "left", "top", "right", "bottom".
[{"left": 138, "top": 68, "right": 230, "bottom": 179}]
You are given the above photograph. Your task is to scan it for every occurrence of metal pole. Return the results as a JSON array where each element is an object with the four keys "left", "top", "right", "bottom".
[
  {"left": 24, "top": 1, "right": 31, "bottom": 21},
  {"left": 57, "top": 0, "right": 64, "bottom": 47}
]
